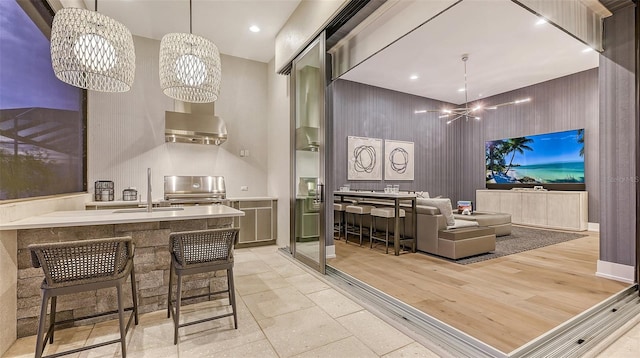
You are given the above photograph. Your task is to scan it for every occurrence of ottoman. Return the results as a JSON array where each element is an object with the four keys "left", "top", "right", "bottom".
[
  {"left": 437, "top": 226, "right": 496, "bottom": 260},
  {"left": 452, "top": 212, "right": 511, "bottom": 236}
]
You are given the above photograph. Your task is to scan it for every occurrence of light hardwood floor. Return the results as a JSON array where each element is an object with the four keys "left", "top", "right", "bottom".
[{"left": 327, "top": 228, "right": 629, "bottom": 354}]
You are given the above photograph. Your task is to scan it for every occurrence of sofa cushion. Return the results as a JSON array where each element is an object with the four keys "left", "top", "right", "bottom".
[
  {"left": 416, "top": 205, "right": 440, "bottom": 215},
  {"left": 418, "top": 198, "right": 455, "bottom": 226}
]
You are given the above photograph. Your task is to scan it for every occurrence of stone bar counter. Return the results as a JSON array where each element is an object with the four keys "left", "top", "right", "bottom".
[{"left": 0, "top": 205, "right": 244, "bottom": 341}]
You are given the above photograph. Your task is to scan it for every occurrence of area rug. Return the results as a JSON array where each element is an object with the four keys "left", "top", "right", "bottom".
[{"left": 447, "top": 226, "right": 589, "bottom": 265}]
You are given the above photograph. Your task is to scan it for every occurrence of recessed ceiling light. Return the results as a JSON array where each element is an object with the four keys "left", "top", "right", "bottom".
[
  {"left": 457, "top": 88, "right": 465, "bottom": 92},
  {"left": 536, "top": 18, "right": 547, "bottom": 25},
  {"left": 582, "top": 47, "right": 594, "bottom": 53},
  {"left": 409, "top": 74, "right": 419, "bottom": 80},
  {"left": 414, "top": 109, "right": 427, "bottom": 114},
  {"left": 249, "top": 25, "right": 260, "bottom": 33}
]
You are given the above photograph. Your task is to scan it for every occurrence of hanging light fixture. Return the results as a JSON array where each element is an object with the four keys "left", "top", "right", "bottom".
[
  {"left": 159, "top": 0, "right": 221, "bottom": 103},
  {"left": 50, "top": 0, "right": 135, "bottom": 92},
  {"left": 420, "top": 54, "right": 531, "bottom": 124}
]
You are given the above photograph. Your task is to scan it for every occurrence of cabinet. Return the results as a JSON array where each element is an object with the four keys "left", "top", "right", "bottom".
[
  {"left": 230, "top": 199, "right": 277, "bottom": 248},
  {"left": 476, "top": 190, "right": 588, "bottom": 231}
]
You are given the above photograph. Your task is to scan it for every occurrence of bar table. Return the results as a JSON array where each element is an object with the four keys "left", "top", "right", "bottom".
[{"left": 333, "top": 191, "right": 417, "bottom": 256}]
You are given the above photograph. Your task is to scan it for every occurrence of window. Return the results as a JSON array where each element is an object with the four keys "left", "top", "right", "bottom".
[{"left": 0, "top": 0, "right": 87, "bottom": 200}]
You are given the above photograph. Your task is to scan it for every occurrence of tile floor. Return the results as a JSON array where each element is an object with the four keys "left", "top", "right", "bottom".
[{"left": 3, "top": 245, "right": 639, "bottom": 358}]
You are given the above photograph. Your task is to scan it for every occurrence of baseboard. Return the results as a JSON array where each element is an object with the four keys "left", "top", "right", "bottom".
[
  {"left": 588, "top": 222, "right": 600, "bottom": 232},
  {"left": 596, "top": 260, "right": 635, "bottom": 283},
  {"left": 326, "top": 244, "right": 336, "bottom": 259}
]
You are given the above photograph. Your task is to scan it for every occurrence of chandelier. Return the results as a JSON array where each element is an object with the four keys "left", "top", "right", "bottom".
[
  {"left": 50, "top": 1, "right": 135, "bottom": 92},
  {"left": 159, "top": 0, "right": 221, "bottom": 103},
  {"left": 421, "top": 54, "right": 530, "bottom": 124}
]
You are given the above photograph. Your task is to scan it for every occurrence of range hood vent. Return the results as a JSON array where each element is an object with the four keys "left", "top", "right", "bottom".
[
  {"left": 296, "top": 126, "right": 319, "bottom": 151},
  {"left": 165, "top": 102, "right": 227, "bottom": 145}
]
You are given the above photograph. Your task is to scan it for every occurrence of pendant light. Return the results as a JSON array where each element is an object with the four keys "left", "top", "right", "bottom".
[
  {"left": 50, "top": 0, "right": 135, "bottom": 92},
  {"left": 159, "top": 0, "right": 221, "bottom": 103}
]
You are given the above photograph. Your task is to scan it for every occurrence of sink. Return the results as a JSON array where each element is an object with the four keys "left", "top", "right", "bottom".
[{"left": 113, "top": 207, "right": 185, "bottom": 213}]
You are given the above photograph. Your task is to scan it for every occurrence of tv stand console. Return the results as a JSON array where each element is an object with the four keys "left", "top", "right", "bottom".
[{"left": 476, "top": 189, "right": 588, "bottom": 231}]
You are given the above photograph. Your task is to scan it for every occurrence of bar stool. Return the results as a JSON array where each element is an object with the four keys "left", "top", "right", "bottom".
[
  {"left": 29, "top": 237, "right": 138, "bottom": 358},
  {"left": 345, "top": 204, "right": 375, "bottom": 245},
  {"left": 333, "top": 202, "right": 349, "bottom": 240},
  {"left": 370, "top": 207, "right": 406, "bottom": 254},
  {"left": 167, "top": 228, "right": 239, "bottom": 344}
]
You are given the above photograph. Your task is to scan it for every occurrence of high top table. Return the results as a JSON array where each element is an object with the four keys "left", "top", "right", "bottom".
[{"left": 334, "top": 191, "right": 417, "bottom": 255}]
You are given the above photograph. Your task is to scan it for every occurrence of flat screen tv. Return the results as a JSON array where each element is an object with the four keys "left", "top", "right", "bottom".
[{"left": 485, "top": 129, "right": 585, "bottom": 190}]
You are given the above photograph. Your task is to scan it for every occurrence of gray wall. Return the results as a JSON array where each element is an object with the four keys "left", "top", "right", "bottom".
[
  {"left": 332, "top": 69, "right": 600, "bottom": 222},
  {"left": 459, "top": 69, "right": 600, "bottom": 222},
  {"left": 598, "top": 5, "right": 636, "bottom": 266},
  {"left": 331, "top": 79, "right": 462, "bottom": 199}
]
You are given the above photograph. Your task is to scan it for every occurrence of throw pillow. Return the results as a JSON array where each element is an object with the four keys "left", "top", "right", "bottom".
[
  {"left": 417, "top": 198, "right": 455, "bottom": 226},
  {"left": 416, "top": 191, "right": 429, "bottom": 198}
]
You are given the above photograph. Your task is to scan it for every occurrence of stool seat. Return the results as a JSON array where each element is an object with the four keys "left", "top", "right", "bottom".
[
  {"left": 346, "top": 205, "right": 374, "bottom": 214},
  {"left": 333, "top": 203, "right": 349, "bottom": 211},
  {"left": 371, "top": 207, "right": 406, "bottom": 218}
]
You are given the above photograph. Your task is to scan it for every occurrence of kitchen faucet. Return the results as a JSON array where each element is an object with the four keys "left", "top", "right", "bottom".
[{"left": 147, "top": 168, "right": 152, "bottom": 212}]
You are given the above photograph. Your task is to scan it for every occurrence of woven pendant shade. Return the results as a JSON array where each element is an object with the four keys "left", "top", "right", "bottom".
[
  {"left": 159, "top": 33, "right": 221, "bottom": 103},
  {"left": 50, "top": 8, "right": 135, "bottom": 92}
]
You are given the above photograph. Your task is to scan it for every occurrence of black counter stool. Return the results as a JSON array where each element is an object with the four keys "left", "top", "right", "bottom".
[
  {"left": 345, "top": 204, "right": 375, "bottom": 246},
  {"left": 333, "top": 202, "right": 349, "bottom": 240},
  {"left": 167, "top": 228, "right": 239, "bottom": 344},
  {"left": 370, "top": 207, "right": 406, "bottom": 254},
  {"left": 29, "top": 237, "right": 138, "bottom": 358}
]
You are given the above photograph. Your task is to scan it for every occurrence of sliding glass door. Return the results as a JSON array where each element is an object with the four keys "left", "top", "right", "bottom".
[{"left": 290, "top": 33, "right": 327, "bottom": 273}]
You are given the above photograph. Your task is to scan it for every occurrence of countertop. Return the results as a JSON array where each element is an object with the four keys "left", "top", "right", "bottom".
[
  {"left": 0, "top": 205, "right": 244, "bottom": 230},
  {"left": 84, "top": 197, "right": 277, "bottom": 207}
]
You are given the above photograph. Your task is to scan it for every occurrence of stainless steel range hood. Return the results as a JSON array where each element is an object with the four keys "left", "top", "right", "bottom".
[
  {"left": 165, "top": 102, "right": 227, "bottom": 145},
  {"left": 295, "top": 126, "right": 319, "bottom": 151}
]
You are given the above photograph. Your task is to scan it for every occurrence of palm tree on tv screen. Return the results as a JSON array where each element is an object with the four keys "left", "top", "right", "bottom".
[
  {"left": 503, "top": 137, "right": 534, "bottom": 176},
  {"left": 577, "top": 129, "right": 585, "bottom": 157}
]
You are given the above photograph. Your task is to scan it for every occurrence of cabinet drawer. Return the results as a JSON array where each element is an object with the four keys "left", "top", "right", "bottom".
[{"left": 239, "top": 200, "right": 272, "bottom": 209}]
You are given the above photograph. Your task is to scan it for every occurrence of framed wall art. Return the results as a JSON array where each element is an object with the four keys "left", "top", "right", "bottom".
[
  {"left": 384, "top": 140, "right": 414, "bottom": 180},
  {"left": 347, "top": 136, "right": 382, "bottom": 180}
]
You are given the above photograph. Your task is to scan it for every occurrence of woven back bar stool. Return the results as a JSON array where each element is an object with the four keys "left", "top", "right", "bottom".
[
  {"left": 167, "top": 228, "right": 239, "bottom": 344},
  {"left": 370, "top": 207, "right": 406, "bottom": 254},
  {"left": 345, "top": 204, "right": 375, "bottom": 245},
  {"left": 29, "top": 237, "right": 138, "bottom": 358}
]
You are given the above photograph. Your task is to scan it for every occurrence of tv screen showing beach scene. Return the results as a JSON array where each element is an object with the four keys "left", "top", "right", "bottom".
[{"left": 485, "top": 129, "right": 585, "bottom": 185}]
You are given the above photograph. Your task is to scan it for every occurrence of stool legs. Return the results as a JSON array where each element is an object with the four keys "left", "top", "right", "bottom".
[
  {"left": 174, "top": 274, "right": 183, "bottom": 345},
  {"left": 117, "top": 285, "right": 127, "bottom": 358},
  {"left": 167, "top": 260, "right": 174, "bottom": 319},
  {"left": 49, "top": 297, "right": 56, "bottom": 344},
  {"left": 228, "top": 268, "right": 238, "bottom": 329},
  {"left": 34, "top": 292, "right": 50, "bottom": 358}
]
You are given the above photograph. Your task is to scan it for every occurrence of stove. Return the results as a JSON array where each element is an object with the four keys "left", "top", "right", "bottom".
[{"left": 162, "top": 175, "right": 227, "bottom": 206}]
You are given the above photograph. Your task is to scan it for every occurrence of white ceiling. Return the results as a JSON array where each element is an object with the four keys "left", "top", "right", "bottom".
[
  {"left": 81, "top": 0, "right": 302, "bottom": 63},
  {"left": 340, "top": 0, "right": 599, "bottom": 105}
]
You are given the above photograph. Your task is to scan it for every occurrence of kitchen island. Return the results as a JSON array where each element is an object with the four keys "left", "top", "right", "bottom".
[{"left": 0, "top": 205, "right": 244, "bottom": 341}]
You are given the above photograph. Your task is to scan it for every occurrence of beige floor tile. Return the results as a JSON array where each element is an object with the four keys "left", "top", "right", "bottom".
[
  {"left": 269, "top": 262, "right": 308, "bottom": 278},
  {"left": 285, "top": 273, "right": 330, "bottom": 294},
  {"left": 382, "top": 342, "right": 440, "bottom": 358},
  {"left": 235, "top": 270, "right": 292, "bottom": 296},
  {"left": 258, "top": 306, "right": 351, "bottom": 357},
  {"left": 125, "top": 345, "right": 179, "bottom": 358},
  {"left": 40, "top": 325, "right": 93, "bottom": 357},
  {"left": 233, "top": 250, "right": 262, "bottom": 263},
  {"left": 2, "top": 335, "right": 38, "bottom": 358},
  {"left": 242, "top": 286, "right": 315, "bottom": 321},
  {"left": 337, "top": 310, "right": 414, "bottom": 356},
  {"left": 182, "top": 338, "right": 278, "bottom": 358},
  {"left": 233, "top": 259, "right": 275, "bottom": 277},
  {"left": 292, "top": 336, "right": 378, "bottom": 358},
  {"left": 307, "top": 288, "right": 364, "bottom": 318},
  {"left": 597, "top": 335, "right": 640, "bottom": 358}
]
